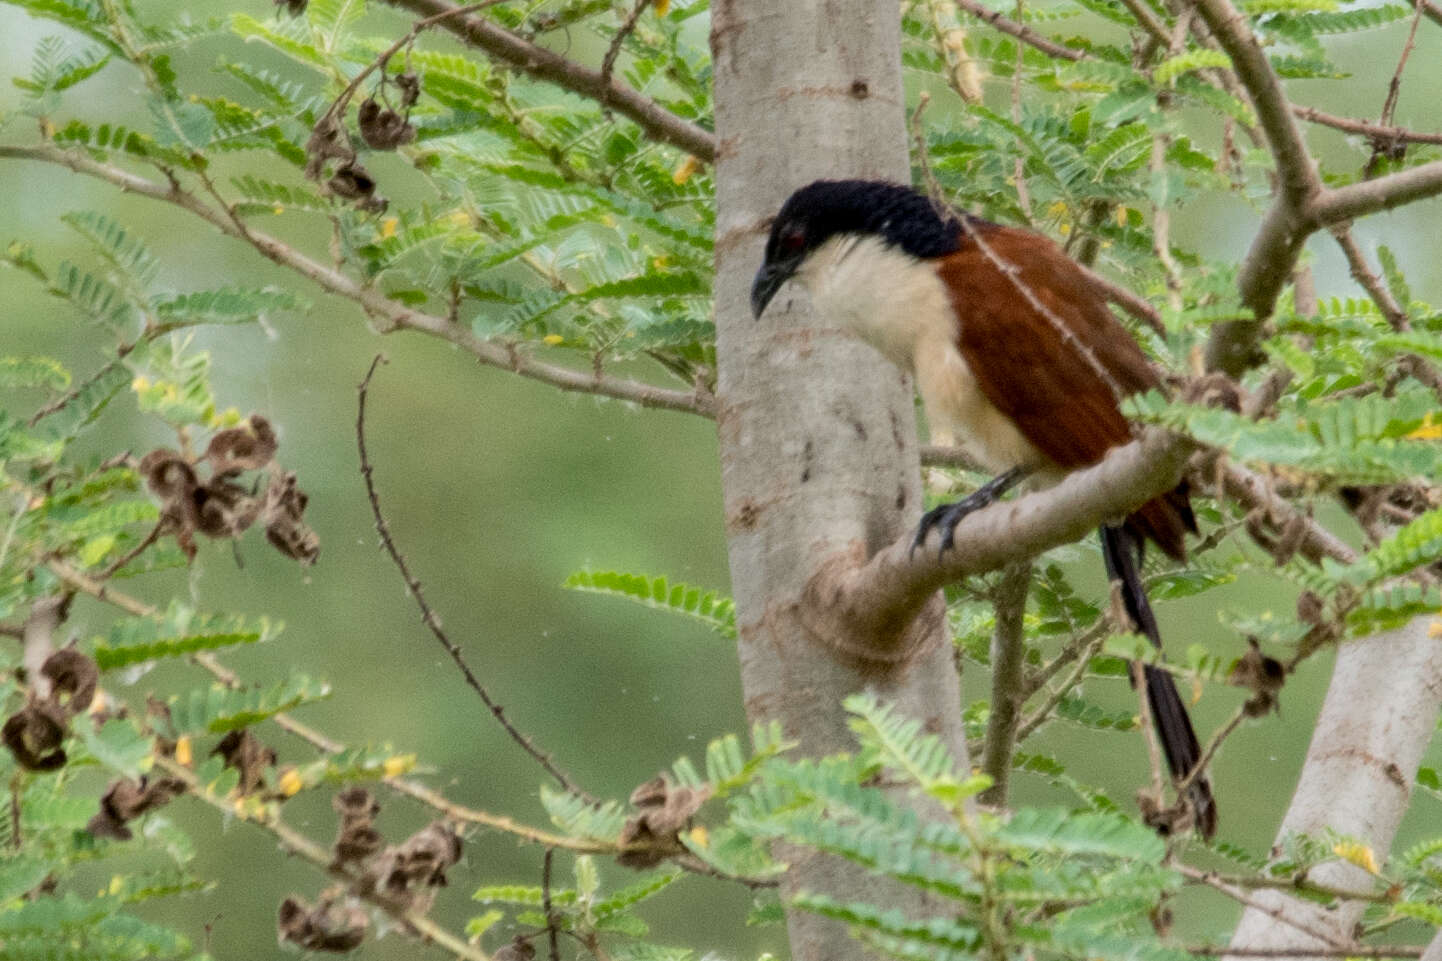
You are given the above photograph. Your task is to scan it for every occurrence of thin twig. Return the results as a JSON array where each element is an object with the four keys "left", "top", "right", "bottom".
[
  {"left": 324, "top": 0, "right": 534, "bottom": 129},
  {"left": 356, "top": 355, "right": 591, "bottom": 800},
  {"left": 1119, "top": 0, "right": 1172, "bottom": 47},
  {"left": 1010, "top": 0, "right": 1033, "bottom": 223},
  {"left": 542, "top": 848, "right": 560, "bottom": 961},
  {"left": 1178, "top": 866, "right": 1393, "bottom": 904},
  {"left": 954, "top": 0, "right": 1085, "bottom": 60},
  {"left": 601, "top": 0, "right": 649, "bottom": 88},
  {"left": 1186, "top": 947, "right": 1424, "bottom": 959},
  {"left": 1330, "top": 227, "right": 1409, "bottom": 330},
  {"left": 97, "top": 520, "right": 164, "bottom": 580},
  {"left": 1130, "top": 660, "right": 1166, "bottom": 798},
  {"left": 1292, "top": 106, "right": 1442, "bottom": 147},
  {"left": 1174, "top": 702, "right": 1246, "bottom": 795},
  {"left": 1363, "top": 2, "right": 1425, "bottom": 179},
  {"left": 1175, "top": 864, "right": 1357, "bottom": 950},
  {"left": 979, "top": 562, "right": 1033, "bottom": 806},
  {"left": 1013, "top": 626, "right": 1108, "bottom": 742}
]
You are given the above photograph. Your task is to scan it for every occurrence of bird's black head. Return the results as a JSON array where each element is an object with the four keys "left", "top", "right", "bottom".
[{"left": 750, "top": 179, "right": 963, "bottom": 318}]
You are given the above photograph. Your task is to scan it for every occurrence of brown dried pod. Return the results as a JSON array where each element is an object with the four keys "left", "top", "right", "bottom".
[
  {"left": 327, "top": 160, "right": 375, "bottom": 198},
  {"left": 277, "top": 893, "right": 368, "bottom": 953},
  {"left": 395, "top": 72, "right": 421, "bottom": 109},
  {"left": 193, "top": 480, "right": 262, "bottom": 540},
  {"left": 392, "top": 820, "right": 462, "bottom": 886},
  {"left": 40, "top": 648, "right": 97, "bottom": 717},
  {"left": 274, "top": 0, "right": 307, "bottom": 15},
  {"left": 493, "top": 937, "right": 538, "bottom": 961},
  {"left": 138, "top": 449, "right": 197, "bottom": 500},
  {"left": 332, "top": 822, "right": 385, "bottom": 869},
  {"left": 357, "top": 97, "right": 415, "bottom": 151},
  {"left": 333, "top": 786, "right": 379, "bottom": 824},
  {"left": 86, "top": 775, "right": 187, "bottom": 840},
  {"left": 2, "top": 700, "right": 69, "bottom": 771},
  {"left": 204, "top": 415, "right": 278, "bottom": 478},
  {"left": 1228, "top": 637, "right": 1285, "bottom": 718},
  {"left": 618, "top": 775, "right": 710, "bottom": 868},
  {"left": 211, "top": 728, "right": 277, "bottom": 796},
  {"left": 262, "top": 469, "right": 320, "bottom": 565},
  {"left": 305, "top": 116, "right": 354, "bottom": 181}
]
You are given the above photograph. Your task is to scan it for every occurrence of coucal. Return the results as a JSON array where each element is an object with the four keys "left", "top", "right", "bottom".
[{"left": 750, "top": 179, "right": 1215, "bottom": 838}]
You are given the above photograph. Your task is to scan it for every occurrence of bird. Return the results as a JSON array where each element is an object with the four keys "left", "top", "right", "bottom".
[{"left": 750, "top": 178, "right": 1216, "bottom": 839}]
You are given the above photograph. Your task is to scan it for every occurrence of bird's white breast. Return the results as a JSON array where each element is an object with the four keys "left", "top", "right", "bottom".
[{"left": 794, "top": 233, "right": 1046, "bottom": 474}]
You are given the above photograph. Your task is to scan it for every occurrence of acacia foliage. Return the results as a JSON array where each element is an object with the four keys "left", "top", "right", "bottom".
[{"left": 0, "top": 0, "right": 1441, "bottom": 959}]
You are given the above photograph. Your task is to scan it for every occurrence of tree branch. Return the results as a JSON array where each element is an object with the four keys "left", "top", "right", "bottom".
[
  {"left": 378, "top": 0, "right": 716, "bottom": 161},
  {"left": 801, "top": 430, "right": 1191, "bottom": 657},
  {"left": 0, "top": 144, "right": 714, "bottom": 418},
  {"left": 1311, "top": 160, "right": 1442, "bottom": 226}
]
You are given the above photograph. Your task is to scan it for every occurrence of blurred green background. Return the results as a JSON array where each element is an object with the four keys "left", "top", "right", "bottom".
[{"left": 3, "top": 2, "right": 1442, "bottom": 958}]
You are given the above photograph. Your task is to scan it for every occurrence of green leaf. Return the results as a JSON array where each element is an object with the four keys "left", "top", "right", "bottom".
[
  {"left": 47, "top": 260, "right": 135, "bottom": 329},
  {"left": 563, "top": 570, "right": 736, "bottom": 638},
  {"left": 61, "top": 210, "right": 159, "bottom": 285},
  {"left": 150, "top": 286, "right": 306, "bottom": 323},
  {"left": 1153, "top": 49, "right": 1232, "bottom": 84},
  {"left": 792, "top": 892, "right": 980, "bottom": 950},
  {"left": 845, "top": 693, "right": 987, "bottom": 807},
  {"left": 593, "top": 870, "right": 681, "bottom": 919},
  {"left": 76, "top": 718, "right": 154, "bottom": 776},
  {"left": 0, "top": 356, "right": 70, "bottom": 390},
  {"left": 166, "top": 675, "right": 331, "bottom": 734},
  {"left": 1359, "top": 506, "right": 1442, "bottom": 582},
  {"left": 472, "top": 884, "right": 577, "bottom": 907},
  {"left": 1, "top": 0, "right": 119, "bottom": 54},
  {"left": 229, "top": 13, "right": 326, "bottom": 67},
  {"left": 995, "top": 807, "right": 1167, "bottom": 862},
  {"left": 93, "top": 607, "right": 280, "bottom": 669},
  {"left": 539, "top": 785, "right": 626, "bottom": 842}
]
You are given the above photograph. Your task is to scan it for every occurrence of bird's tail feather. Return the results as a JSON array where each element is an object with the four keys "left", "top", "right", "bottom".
[{"left": 1099, "top": 524, "right": 1217, "bottom": 839}]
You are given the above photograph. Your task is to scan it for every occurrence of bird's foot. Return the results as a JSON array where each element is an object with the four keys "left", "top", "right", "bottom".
[{"left": 910, "top": 467, "right": 1027, "bottom": 559}]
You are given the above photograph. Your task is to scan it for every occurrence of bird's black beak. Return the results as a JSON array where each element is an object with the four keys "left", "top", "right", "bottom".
[{"left": 750, "top": 261, "right": 791, "bottom": 319}]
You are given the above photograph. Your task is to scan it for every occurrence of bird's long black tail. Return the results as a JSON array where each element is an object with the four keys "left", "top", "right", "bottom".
[{"left": 1099, "top": 524, "right": 1217, "bottom": 839}]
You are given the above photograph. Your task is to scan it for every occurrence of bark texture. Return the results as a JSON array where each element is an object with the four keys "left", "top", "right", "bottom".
[
  {"left": 710, "top": 2, "right": 969, "bottom": 958},
  {"left": 1225, "top": 616, "right": 1442, "bottom": 959}
]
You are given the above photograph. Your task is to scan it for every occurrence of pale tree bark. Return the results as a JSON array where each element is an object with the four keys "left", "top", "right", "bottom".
[
  {"left": 710, "top": 2, "right": 969, "bottom": 958},
  {"left": 1222, "top": 618, "right": 1442, "bottom": 959}
]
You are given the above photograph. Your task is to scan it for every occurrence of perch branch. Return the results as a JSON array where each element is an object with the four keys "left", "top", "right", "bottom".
[{"left": 802, "top": 430, "right": 1192, "bottom": 655}]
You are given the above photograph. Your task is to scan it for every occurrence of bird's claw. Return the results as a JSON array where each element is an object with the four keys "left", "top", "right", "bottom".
[
  {"left": 908, "top": 466, "right": 1027, "bottom": 561},
  {"left": 909, "top": 490, "right": 994, "bottom": 560}
]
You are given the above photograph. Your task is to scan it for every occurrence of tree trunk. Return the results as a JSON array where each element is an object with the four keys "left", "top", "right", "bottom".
[
  {"left": 1225, "top": 616, "right": 1442, "bottom": 960},
  {"left": 710, "top": 2, "right": 970, "bottom": 958}
]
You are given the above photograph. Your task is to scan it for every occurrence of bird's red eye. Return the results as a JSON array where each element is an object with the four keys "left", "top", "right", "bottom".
[{"left": 780, "top": 227, "right": 805, "bottom": 254}]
